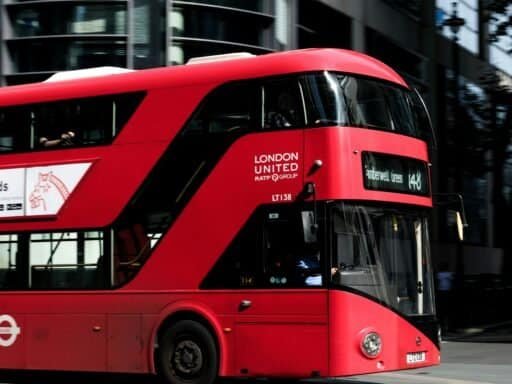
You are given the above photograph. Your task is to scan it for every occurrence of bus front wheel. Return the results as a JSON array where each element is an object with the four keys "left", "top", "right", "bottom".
[{"left": 158, "top": 320, "right": 218, "bottom": 384}]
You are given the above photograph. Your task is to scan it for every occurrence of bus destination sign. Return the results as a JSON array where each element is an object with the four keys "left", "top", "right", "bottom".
[{"left": 362, "top": 152, "right": 429, "bottom": 196}]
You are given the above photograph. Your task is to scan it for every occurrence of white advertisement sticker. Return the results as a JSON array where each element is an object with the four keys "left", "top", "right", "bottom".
[
  {"left": 0, "top": 168, "right": 25, "bottom": 217},
  {"left": 25, "top": 162, "right": 92, "bottom": 216}
]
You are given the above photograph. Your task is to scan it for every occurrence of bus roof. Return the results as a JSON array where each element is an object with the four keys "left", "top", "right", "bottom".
[{"left": 0, "top": 48, "right": 408, "bottom": 107}]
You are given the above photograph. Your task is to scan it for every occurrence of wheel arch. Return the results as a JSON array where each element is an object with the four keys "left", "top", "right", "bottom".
[{"left": 149, "top": 301, "right": 229, "bottom": 377}]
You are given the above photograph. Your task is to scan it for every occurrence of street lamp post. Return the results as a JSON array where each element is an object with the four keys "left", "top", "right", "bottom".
[
  {"left": 444, "top": 1, "right": 465, "bottom": 110},
  {"left": 443, "top": 1, "right": 466, "bottom": 329}
]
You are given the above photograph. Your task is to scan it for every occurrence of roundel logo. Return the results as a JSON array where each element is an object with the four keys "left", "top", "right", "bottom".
[{"left": 0, "top": 314, "right": 20, "bottom": 347}]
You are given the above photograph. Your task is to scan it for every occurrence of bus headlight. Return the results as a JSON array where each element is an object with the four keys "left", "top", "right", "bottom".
[{"left": 360, "top": 331, "right": 382, "bottom": 358}]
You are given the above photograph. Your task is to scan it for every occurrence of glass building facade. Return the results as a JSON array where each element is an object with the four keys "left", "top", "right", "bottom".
[
  {"left": 167, "top": 1, "right": 274, "bottom": 65},
  {"left": 3, "top": 1, "right": 129, "bottom": 84},
  {"left": 0, "top": 0, "right": 279, "bottom": 84}
]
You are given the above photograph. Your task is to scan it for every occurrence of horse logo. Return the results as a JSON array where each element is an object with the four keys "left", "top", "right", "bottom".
[{"left": 28, "top": 172, "right": 70, "bottom": 212}]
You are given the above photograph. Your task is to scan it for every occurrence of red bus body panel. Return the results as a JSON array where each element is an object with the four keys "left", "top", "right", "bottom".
[
  {"left": 304, "top": 127, "right": 431, "bottom": 206},
  {"left": 329, "top": 291, "right": 439, "bottom": 376}
]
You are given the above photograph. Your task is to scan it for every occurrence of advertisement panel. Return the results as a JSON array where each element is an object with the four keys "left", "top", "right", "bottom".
[{"left": 0, "top": 162, "right": 91, "bottom": 218}]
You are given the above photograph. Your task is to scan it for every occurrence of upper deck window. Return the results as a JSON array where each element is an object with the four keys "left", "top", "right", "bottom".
[
  {"left": 301, "top": 72, "right": 431, "bottom": 140},
  {"left": 183, "top": 77, "right": 305, "bottom": 135},
  {"left": 263, "top": 78, "right": 305, "bottom": 129},
  {"left": 183, "top": 82, "right": 260, "bottom": 135},
  {"left": 0, "top": 92, "right": 145, "bottom": 153}
]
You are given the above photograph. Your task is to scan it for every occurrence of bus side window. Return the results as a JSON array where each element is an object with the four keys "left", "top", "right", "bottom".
[
  {"left": 201, "top": 205, "right": 323, "bottom": 290},
  {"left": 348, "top": 79, "right": 392, "bottom": 130},
  {"left": 113, "top": 224, "right": 151, "bottom": 286},
  {"left": 0, "top": 234, "right": 18, "bottom": 288},
  {"left": 0, "top": 107, "right": 32, "bottom": 152},
  {"left": 5, "top": 92, "right": 146, "bottom": 151},
  {"left": 35, "top": 102, "right": 79, "bottom": 148},
  {"left": 263, "top": 79, "right": 305, "bottom": 129},
  {"left": 183, "top": 83, "right": 259, "bottom": 136},
  {"left": 28, "top": 231, "right": 105, "bottom": 290}
]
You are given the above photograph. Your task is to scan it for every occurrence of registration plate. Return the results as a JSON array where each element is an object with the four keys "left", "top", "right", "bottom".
[{"left": 406, "top": 351, "right": 426, "bottom": 364}]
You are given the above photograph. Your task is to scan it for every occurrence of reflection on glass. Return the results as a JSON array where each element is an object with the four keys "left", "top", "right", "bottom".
[
  {"left": 10, "top": 4, "right": 127, "bottom": 37},
  {"left": 133, "top": 0, "right": 166, "bottom": 69},
  {"left": 176, "top": 0, "right": 263, "bottom": 12},
  {"left": 331, "top": 203, "right": 435, "bottom": 316},
  {"left": 9, "top": 40, "right": 127, "bottom": 72},
  {"left": 302, "top": 72, "right": 432, "bottom": 140},
  {"left": 171, "top": 5, "right": 265, "bottom": 46}
]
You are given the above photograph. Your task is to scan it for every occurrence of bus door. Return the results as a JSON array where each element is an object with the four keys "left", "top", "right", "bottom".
[{"left": 230, "top": 205, "right": 329, "bottom": 377}]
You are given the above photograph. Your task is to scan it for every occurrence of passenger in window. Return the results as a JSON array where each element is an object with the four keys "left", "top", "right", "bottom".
[
  {"left": 114, "top": 223, "right": 151, "bottom": 285},
  {"left": 296, "top": 249, "right": 322, "bottom": 286},
  {"left": 266, "top": 92, "right": 296, "bottom": 129},
  {"left": 297, "top": 251, "right": 340, "bottom": 286},
  {"left": 39, "top": 130, "right": 76, "bottom": 148}
]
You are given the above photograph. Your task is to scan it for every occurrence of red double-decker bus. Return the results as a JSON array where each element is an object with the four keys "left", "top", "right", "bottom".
[{"left": 0, "top": 49, "right": 439, "bottom": 383}]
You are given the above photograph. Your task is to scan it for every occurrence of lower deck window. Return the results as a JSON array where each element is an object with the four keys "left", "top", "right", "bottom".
[
  {"left": 0, "top": 226, "right": 157, "bottom": 290},
  {"left": 29, "top": 231, "right": 104, "bottom": 289}
]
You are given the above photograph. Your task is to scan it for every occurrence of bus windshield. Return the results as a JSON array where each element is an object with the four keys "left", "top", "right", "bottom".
[
  {"left": 330, "top": 203, "right": 435, "bottom": 316},
  {"left": 302, "top": 72, "right": 432, "bottom": 140}
]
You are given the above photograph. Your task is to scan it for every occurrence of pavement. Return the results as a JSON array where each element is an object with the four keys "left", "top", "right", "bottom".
[
  {"left": 441, "top": 320, "right": 512, "bottom": 343},
  {"left": 334, "top": 320, "right": 512, "bottom": 384}
]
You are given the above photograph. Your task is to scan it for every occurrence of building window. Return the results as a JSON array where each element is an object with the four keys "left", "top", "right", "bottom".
[
  {"left": 8, "top": 4, "right": 127, "bottom": 37},
  {"left": 133, "top": 0, "right": 166, "bottom": 69},
  {"left": 436, "top": 0, "right": 479, "bottom": 55},
  {"left": 177, "top": 0, "right": 263, "bottom": 12},
  {"left": 298, "top": 0, "right": 351, "bottom": 49},
  {"left": 8, "top": 40, "right": 127, "bottom": 73},
  {"left": 382, "top": 0, "right": 422, "bottom": 17},
  {"left": 171, "top": 5, "right": 265, "bottom": 46},
  {"left": 366, "top": 28, "right": 425, "bottom": 82},
  {"left": 168, "top": 2, "right": 272, "bottom": 65}
]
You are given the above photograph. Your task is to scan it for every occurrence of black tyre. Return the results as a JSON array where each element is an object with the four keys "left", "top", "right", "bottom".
[{"left": 157, "top": 320, "right": 218, "bottom": 384}]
